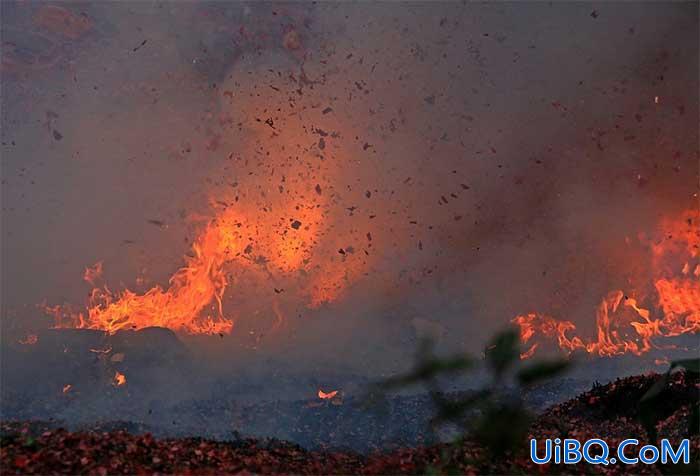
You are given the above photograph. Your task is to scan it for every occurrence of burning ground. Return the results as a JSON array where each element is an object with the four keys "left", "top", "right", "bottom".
[{"left": 1, "top": 1, "right": 699, "bottom": 472}]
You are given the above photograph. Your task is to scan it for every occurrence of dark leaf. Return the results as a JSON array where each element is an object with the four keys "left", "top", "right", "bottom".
[
  {"left": 380, "top": 355, "right": 474, "bottom": 390},
  {"left": 671, "top": 358, "right": 700, "bottom": 374},
  {"left": 472, "top": 403, "right": 532, "bottom": 456},
  {"left": 638, "top": 400, "right": 659, "bottom": 443},
  {"left": 689, "top": 402, "right": 699, "bottom": 436},
  {"left": 484, "top": 329, "right": 520, "bottom": 377},
  {"left": 434, "top": 389, "right": 492, "bottom": 423},
  {"left": 640, "top": 372, "right": 669, "bottom": 403},
  {"left": 517, "top": 359, "right": 571, "bottom": 386}
]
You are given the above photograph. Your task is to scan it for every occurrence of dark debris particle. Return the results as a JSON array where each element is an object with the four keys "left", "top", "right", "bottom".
[
  {"left": 52, "top": 130, "right": 63, "bottom": 141},
  {"left": 147, "top": 219, "right": 166, "bottom": 228},
  {"left": 132, "top": 39, "right": 147, "bottom": 52},
  {"left": 291, "top": 220, "right": 302, "bottom": 230}
]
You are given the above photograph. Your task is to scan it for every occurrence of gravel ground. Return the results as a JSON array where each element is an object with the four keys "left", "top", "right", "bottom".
[{"left": 2, "top": 372, "right": 698, "bottom": 475}]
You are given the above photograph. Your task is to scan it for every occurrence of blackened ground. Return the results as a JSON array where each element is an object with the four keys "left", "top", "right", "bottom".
[
  {"left": 2, "top": 328, "right": 698, "bottom": 453},
  {"left": 2, "top": 372, "right": 698, "bottom": 475},
  {"left": 0, "top": 383, "right": 585, "bottom": 454}
]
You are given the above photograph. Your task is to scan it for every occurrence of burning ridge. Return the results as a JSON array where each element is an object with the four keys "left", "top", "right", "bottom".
[
  {"left": 514, "top": 209, "right": 699, "bottom": 358},
  {"left": 44, "top": 205, "right": 699, "bottom": 360}
]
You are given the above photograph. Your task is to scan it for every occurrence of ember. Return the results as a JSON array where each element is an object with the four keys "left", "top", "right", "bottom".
[
  {"left": 113, "top": 371, "right": 126, "bottom": 387},
  {"left": 318, "top": 389, "right": 339, "bottom": 400}
]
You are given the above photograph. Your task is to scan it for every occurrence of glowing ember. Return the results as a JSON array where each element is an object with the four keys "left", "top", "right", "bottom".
[
  {"left": 514, "top": 209, "right": 700, "bottom": 358},
  {"left": 18, "top": 334, "right": 38, "bottom": 345},
  {"left": 89, "top": 347, "right": 112, "bottom": 354},
  {"left": 318, "top": 389, "right": 339, "bottom": 400},
  {"left": 113, "top": 371, "right": 127, "bottom": 387}
]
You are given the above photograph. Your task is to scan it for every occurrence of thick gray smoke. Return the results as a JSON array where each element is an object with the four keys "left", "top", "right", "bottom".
[{"left": 2, "top": 1, "right": 698, "bottom": 384}]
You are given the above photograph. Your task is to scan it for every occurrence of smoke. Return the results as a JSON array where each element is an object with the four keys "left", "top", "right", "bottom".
[{"left": 2, "top": 1, "right": 698, "bottom": 379}]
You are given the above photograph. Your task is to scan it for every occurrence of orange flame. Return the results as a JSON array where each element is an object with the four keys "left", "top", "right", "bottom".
[
  {"left": 318, "top": 389, "right": 338, "bottom": 399},
  {"left": 43, "top": 100, "right": 376, "bottom": 336},
  {"left": 48, "top": 211, "right": 244, "bottom": 334},
  {"left": 45, "top": 171, "right": 370, "bottom": 335},
  {"left": 514, "top": 209, "right": 699, "bottom": 358},
  {"left": 113, "top": 371, "right": 126, "bottom": 387}
]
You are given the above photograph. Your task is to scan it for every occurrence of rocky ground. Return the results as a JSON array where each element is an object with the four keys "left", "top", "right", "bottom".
[{"left": 2, "top": 372, "right": 698, "bottom": 475}]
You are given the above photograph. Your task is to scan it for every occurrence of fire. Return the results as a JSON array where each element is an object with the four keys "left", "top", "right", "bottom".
[
  {"left": 42, "top": 70, "right": 381, "bottom": 336},
  {"left": 45, "top": 181, "right": 369, "bottom": 334},
  {"left": 514, "top": 209, "right": 699, "bottom": 358},
  {"left": 113, "top": 371, "right": 127, "bottom": 387},
  {"left": 655, "top": 278, "right": 700, "bottom": 332},
  {"left": 318, "top": 389, "right": 339, "bottom": 399},
  {"left": 62, "top": 384, "right": 72, "bottom": 394},
  {"left": 45, "top": 204, "right": 321, "bottom": 334},
  {"left": 47, "top": 211, "right": 244, "bottom": 334}
]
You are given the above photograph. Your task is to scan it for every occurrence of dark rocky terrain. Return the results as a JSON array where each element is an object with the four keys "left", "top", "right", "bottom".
[{"left": 2, "top": 371, "right": 698, "bottom": 475}]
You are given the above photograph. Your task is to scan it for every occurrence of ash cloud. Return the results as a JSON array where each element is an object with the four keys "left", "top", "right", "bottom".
[{"left": 2, "top": 1, "right": 698, "bottom": 382}]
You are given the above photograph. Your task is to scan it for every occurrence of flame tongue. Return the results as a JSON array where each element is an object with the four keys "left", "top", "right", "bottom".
[
  {"left": 655, "top": 278, "right": 700, "bottom": 332},
  {"left": 514, "top": 209, "right": 700, "bottom": 358},
  {"left": 49, "top": 213, "right": 241, "bottom": 334}
]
